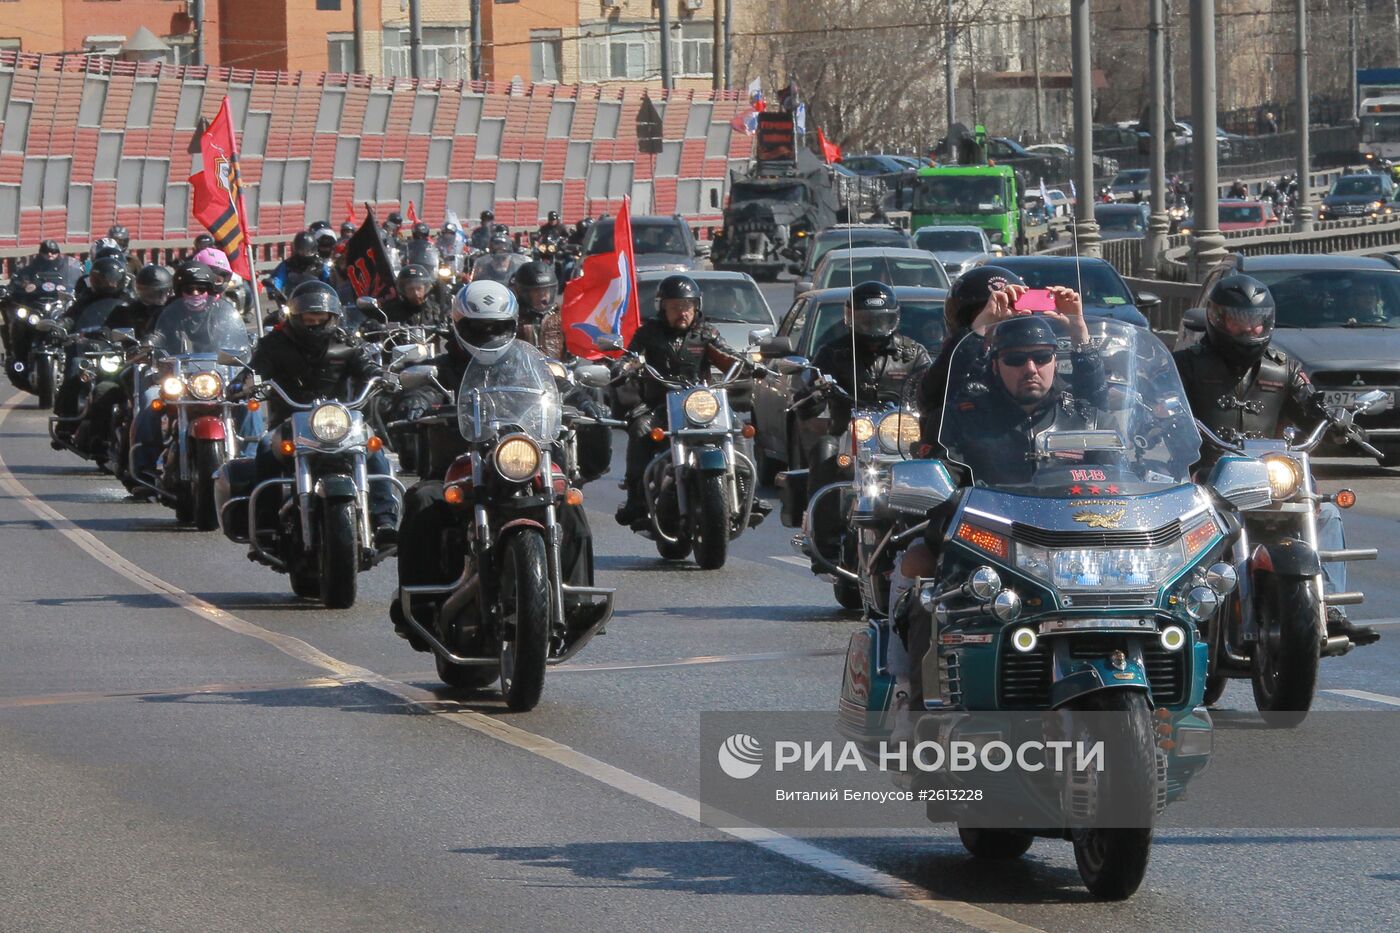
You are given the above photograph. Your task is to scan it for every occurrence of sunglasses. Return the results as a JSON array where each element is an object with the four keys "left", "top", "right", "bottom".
[
  {"left": 999, "top": 349, "right": 1055, "bottom": 368},
  {"left": 184, "top": 284, "right": 215, "bottom": 295}
]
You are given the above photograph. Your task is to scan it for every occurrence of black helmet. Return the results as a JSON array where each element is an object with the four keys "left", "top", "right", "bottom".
[
  {"left": 88, "top": 255, "right": 127, "bottom": 298},
  {"left": 291, "top": 231, "right": 318, "bottom": 260},
  {"left": 845, "top": 280, "right": 900, "bottom": 343},
  {"left": 945, "top": 265, "right": 1025, "bottom": 334},
  {"left": 1205, "top": 273, "right": 1275, "bottom": 368},
  {"left": 386, "top": 212, "right": 404, "bottom": 227},
  {"left": 286, "top": 280, "right": 343, "bottom": 352},
  {"left": 655, "top": 273, "right": 703, "bottom": 326},
  {"left": 480, "top": 209, "right": 495, "bottom": 223},
  {"left": 489, "top": 230, "right": 513, "bottom": 254},
  {"left": 547, "top": 210, "right": 560, "bottom": 223},
  {"left": 174, "top": 261, "right": 218, "bottom": 295},
  {"left": 411, "top": 221, "right": 431, "bottom": 240},
  {"left": 576, "top": 217, "right": 594, "bottom": 233},
  {"left": 134, "top": 263, "right": 174, "bottom": 308},
  {"left": 193, "top": 233, "right": 216, "bottom": 252},
  {"left": 396, "top": 264, "right": 433, "bottom": 300},
  {"left": 339, "top": 221, "right": 356, "bottom": 238},
  {"left": 107, "top": 225, "right": 130, "bottom": 250},
  {"left": 308, "top": 220, "right": 331, "bottom": 233},
  {"left": 513, "top": 260, "right": 558, "bottom": 313},
  {"left": 38, "top": 239, "right": 61, "bottom": 258},
  {"left": 988, "top": 315, "right": 1058, "bottom": 356}
]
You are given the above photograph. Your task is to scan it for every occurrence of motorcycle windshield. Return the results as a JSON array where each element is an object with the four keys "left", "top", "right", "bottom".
[
  {"left": 74, "top": 297, "right": 126, "bottom": 332},
  {"left": 938, "top": 317, "right": 1201, "bottom": 494},
  {"left": 472, "top": 254, "right": 528, "bottom": 284},
  {"left": 17, "top": 257, "right": 81, "bottom": 293},
  {"left": 149, "top": 298, "right": 253, "bottom": 357},
  {"left": 457, "top": 340, "right": 563, "bottom": 444},
  {"left": 404, "top": 240, "right": 441, "bottom": 269}
]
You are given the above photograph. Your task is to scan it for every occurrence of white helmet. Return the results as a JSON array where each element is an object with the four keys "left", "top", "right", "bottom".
[{"left": 451, "top": 279, "right": 519, "bottom": 363}]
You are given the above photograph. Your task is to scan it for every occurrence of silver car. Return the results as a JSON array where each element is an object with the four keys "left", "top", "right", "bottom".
[{"left": 912, "top": 224, "right": 999, "bottom": 280}]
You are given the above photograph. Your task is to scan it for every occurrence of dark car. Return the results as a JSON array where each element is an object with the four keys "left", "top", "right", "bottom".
[
  {"left": 840, "top": 154, "right": 917, "bottom": 177},
  {"left": 750, "top": 285, "right": 947, "bottom": 480},
  {"left": 988, "top": 136, "right": 1067, "bottom": 177},
  {"left": 1094, "top": 202, "right": 1151, "bottom": 240},
  {"left": 1108, "top": 169, "right": 1151, "bottom": 202},
  {"left": 971, "top": 255, "right": 1154, "bottom": 327},
  {"left": 792, "top": 224, "right": 913, "bottom": 297},
  {"left": 1317, "top": 173, "right": 1397, "bottom": 222},
  {"left": 582, "top": 214, "right": 704, "bottom": 273},
  {"left": 1176, "top": 253, "right": 1400, "bottom": 464}
]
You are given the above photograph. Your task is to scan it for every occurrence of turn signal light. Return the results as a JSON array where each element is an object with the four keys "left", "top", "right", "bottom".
[
  {"left": 565, "top": 487, "right": 584, "bottom": 506},
  {"left": 955, "top": 521, "right": 1010, "bottom": 560},
  {"left": 649, "top": 426, "right": 666, "bottom": 442},
  {"left": 279, "top": 439, "right": 295, "bottom": 456},
  {"left": 741, "top": 423, "right": 756, "bottom": 439},
  {"left": 836, "top": 454, "right": 852, "bottom": 468},
  {"left": 367, "top": 435, "right": 383, "bottom": 452},
  {"left": 444, "top": 484, "right": 465, "bottom": 505},
  {"left": 247, "top": 400, "right": 261, "bottom": 412},
  {"left": 151, "top": 399, "right": 164, "bottom": 411},
  {"left": 1335, "top": 489, "right": 1356, "bottom": 509}
]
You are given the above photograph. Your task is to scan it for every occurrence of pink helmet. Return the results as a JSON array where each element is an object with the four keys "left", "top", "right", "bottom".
[{"left": 193, "top": 247, "right": 232, "bottom": 275}]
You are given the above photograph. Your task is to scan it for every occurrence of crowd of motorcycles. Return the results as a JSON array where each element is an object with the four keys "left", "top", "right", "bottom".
[{"left": 0, "top": 218, "right": 1389, "bottom": 902}]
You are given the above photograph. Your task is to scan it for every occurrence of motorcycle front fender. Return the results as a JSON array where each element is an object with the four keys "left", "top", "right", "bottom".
[
  {"left": 1049, "top": 656, "right": 1152, "bottom": 710},
  {"left": 314, "top": 474, "right": 359, "bottom": 501},
  {"left": 190, "top": 414, "right": 226, "bottom": 441},
  {"left": 1251, "top": 539, "right": 1322, "bottom": 578},
  {"left": 692, "top": 445, "right": 729, "bottom": 475}
]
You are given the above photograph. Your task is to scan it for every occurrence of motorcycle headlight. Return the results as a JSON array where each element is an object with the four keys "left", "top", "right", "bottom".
[
  {"left": 683, "top": 389, "right": 720, "bottom": 425},
  {"left": 310, "top": 403, "right": 352, "bottom": 442},
  {"left": 875, "top": 411, "right": 921, "bottom": 454},
  {"left": 160, "top": 375, "right": 186, "bottom": 400},
  {"left": 188, "top": 370, "right": 224, "bottom": 401},
  {"left": 27, "top": 313, "right": 39, "bottom": 325},
  {"left": 851, "top": 416, "right": 875, "bottom": 443},
  {"left": 97, "top": 354, "right": 121, "bottom": 374},
  {"left": 1263, "top": 454, "right": 1301, "bottom": 499},
  {"left": 495, "top": 434, "right": 541, "bottom": 482},
  {"left": 437, "top": 265, "right": 454, "bottom": 280}
]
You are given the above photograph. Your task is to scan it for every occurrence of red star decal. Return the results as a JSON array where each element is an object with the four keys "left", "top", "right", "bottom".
[
  {"left": 1088, "top": 485, "right": 1101, "bottom": 494},
  {"left": 1069, "top": 485, "right": 1082, "bottom": 495},
  {"left": 1107, "top": 484, "right": 1120, "bottom": 494}
]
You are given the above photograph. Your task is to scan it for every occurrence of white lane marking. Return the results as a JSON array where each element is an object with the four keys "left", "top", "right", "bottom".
[
  {"left": 0, "top": 399, "right": 1039, "bottom": 933},
  {"left": 1322, "top": 688, "right": 1400, "bottom": 708},
  {"left": 770, "top": 555, "right": 811, "bottom": 568},
  {"left": 1351, "top": 617, "right": 1400, "bottom": 627}
]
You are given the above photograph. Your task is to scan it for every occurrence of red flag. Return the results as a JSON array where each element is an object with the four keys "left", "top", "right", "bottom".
[
  {"left": 343, "top": 197, "right": 357, "bottom": 226},
  {"left": 560, "top": 198, "right": 640, "bottom": 360},
  {"left": 406, "top": 200, "right": 418, "bottom": 224},
  {"left": 188, "top": 97, "right": 253, "bottom": 280},
  {"left": 817, "top": 128, "right": 842, "bottom": 164}
]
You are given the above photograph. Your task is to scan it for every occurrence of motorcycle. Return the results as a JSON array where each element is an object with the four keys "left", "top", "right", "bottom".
[
  {"left": 836, "top": 319, "right": 1219, "bottom": 898},
  {"left": 1195, "top": 393, "right": 1386, "bottom": 719},
  {"left": 212, "top": 369, "right": 402, "bottom": 608},
  {"left": 601, "top": 332, "right": 767, "bottom": 570},
  {"left": 393, "top": 341, "right": 615, "bottom": 709},
  {"left": 5, "top": 284, "right": 75, "bottom": 407},
  {"left": 45, "top": 301, "right": 132, "bottom": 469}
]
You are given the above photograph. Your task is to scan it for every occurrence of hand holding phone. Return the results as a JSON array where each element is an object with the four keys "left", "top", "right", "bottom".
[{"left": 1013, "top": 288, "right": 1058, "bottom": 313}]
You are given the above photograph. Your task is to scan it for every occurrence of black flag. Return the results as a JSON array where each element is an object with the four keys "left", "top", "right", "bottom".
[{"left": 343, "top": 207, "right": 397, "bottom": 300}]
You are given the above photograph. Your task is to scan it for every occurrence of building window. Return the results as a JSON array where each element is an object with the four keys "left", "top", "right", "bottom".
[
  {"left": 671, "top": 22, "right": 713, "bottom": 77},
  {"left": 0, "top": 40, "right": 20, "bottom": 52},
  {"left": 83, "top": 35, "right": 125, "bottom": 57},
  {"left": 579, "top": 22, "right": 712, "bottom": 82},
  {"left": 530, "top": 29, "right": 562, "bottom": 83},
  {"left": 382, "top": 27, "right": 468, "bottom": 80},
  {"left": 328, "top": 33, "right": 354, "bottom": 73}
]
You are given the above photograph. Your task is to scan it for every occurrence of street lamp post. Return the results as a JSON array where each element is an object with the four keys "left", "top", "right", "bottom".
[
  {"left": 1188, "top": 0, "right": 1226, "bottom": 278},
  {"left": 1144, "top": 0, "right": 1169, "bottom": 275},
  {"left": 1071, "top": 0, "right": 1100, "bottom": 257},
  {"left": 1295, "top": 0, "right": 1313, "bottom": 232},
  {"left": 945, "top": 0, "right": 957, "bottom": 131}
]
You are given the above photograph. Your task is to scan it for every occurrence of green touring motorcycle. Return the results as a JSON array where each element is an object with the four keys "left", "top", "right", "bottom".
[{"left": 836, "top": 318, "right": 1245, "bottom": 899}]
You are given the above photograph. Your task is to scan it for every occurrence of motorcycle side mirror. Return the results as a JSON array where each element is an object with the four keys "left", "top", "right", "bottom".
[
  {"left": 398, "top": 365, "right": 438, "bottom": 390},
  {"left": 1354, "top": 389, "right": 1391, "bottom": 414},
  {"left": 748, "top": 327, "right": 773, "bottom": 345},
  {"left": 694, "top": 241, "right": 711, "bottom": 259},
  {"left": 1134, "top": 290, "right": 1161, "bottom": 310},
  {"left": 575, "top": 364, "right": 612, "bottom": 388},
  {"left": 108, "top": 327, "right": 137, "bottom": 344},
  {"left": 1182, "top": 306, "right": 1207, "bottom": 333},
  {"left": 594, "top": 333, "right": 624, "bottom": 352},
  {"left": 217, "top": 350, "right": 249, "bottom": 368},
  {"left": 772, "top": 353, "right": 809, "bottom": 375},
  {"left": 758, "top": 336, "right": 796, "bottom": 360},
  {"left": 356, "top": 296, "right": 388, "bottom": 321}
]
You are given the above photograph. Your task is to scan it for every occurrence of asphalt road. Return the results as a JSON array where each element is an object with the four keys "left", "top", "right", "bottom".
[{"left": 3, "top": 296, "right": 1400, "bottom": 930}]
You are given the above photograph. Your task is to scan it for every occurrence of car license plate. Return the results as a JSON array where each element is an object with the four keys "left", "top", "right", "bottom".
[{"left": 1324, "top": 389, "right": 1394, "bottom": 409}]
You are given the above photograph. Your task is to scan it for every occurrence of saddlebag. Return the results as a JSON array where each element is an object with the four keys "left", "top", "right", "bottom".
[
  {"left": 776, "top": 469, "right": 809, "bottom": 529},
  {"left": 575, "top": 420, "right": 613, "bottom": 483},
  {"left": 213, "top": 456, "right": 259, "bottom": 540}
]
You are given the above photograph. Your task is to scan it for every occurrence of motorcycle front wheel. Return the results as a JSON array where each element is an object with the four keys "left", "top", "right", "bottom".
[
  {"left": 36, "top": 356, "right": 58, "bottom": 410},
  {"left": 193, "top": 440, "right": 224, "bottom": 531},
  {"left": 691, "top": 473, "right": 731, "bottom": 570},
  {"left": 498, "top": 531, "right": 550, "bottom": 711},
  {"left": 1069, "top": 689, "right": 1156, "bottom": 900},
  {"left": 319, "top": 499, "right": 359, "bottom": 609},
  {"left": 1250, "top": 574, "right": 1320, "bottom": 725}
]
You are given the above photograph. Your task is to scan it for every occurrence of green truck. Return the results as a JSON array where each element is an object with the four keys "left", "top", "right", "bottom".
[{"left": 910, "top": 163, "right": 1023, "bottom": 252}]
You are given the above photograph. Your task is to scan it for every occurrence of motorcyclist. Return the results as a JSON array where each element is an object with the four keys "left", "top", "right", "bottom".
[
  {"left": 1173, "top": 274, "right": 1376, "bottom": 645},
  {"left": 381, "top": 264, "right": 444, "bottom": 326},
  {"left": 107, "top": 264, "right": 174, "bottom": 338},
  {"left": 65, "top": 254, "right": 131, "bottom": 326},
  {"left": 469, "top": 209, "right": 498, "bottom": 251},
  {"left": 511, "top": 260, "right": 564, "bottom": 359},
  {"left": 1228, "top": 178, "right": 1249, "bottom": 199},
  {"left": 107, "top": 225, "right": 143, "bottom": 279},
  {"left": 390, "top": 280, "right": 593, "bottom": 641},
  {"left": 313, "top": 227, "right": 338, "bottom": 262},
  {"left": 538, "top": 210, "right": 567, "bottom": 241},
  {"left": 245, "top": 280, "right": 400, "bottom": 546},
  {"left": 471, "top": 231, "right": 524, "bottom": 284},
  {"left": 382, "top": 212, "right": 406, "bottom": 247},
  {"left": 193, "top": 247, "right": 254, "bottom": 319},
  {"left": 794, "top": 281, "right": 929, "bottom": 558},
  {"left": 614, "top": 273, "right": 761, "bottom": 527},
  {"left": 194, "top": 233, "right": 216, "bottom": 253},
  {"left": 5, "top": 240, "right": 81, "bottom": 369},
  {"left": 410, "top": 221, "right": 432, "bottom": 242},
  {"left": 266, "top": 231, "right": 330, "bottom": 295},
  {"left": 568, "top": 216, "right": 594, "bottom": 247}
]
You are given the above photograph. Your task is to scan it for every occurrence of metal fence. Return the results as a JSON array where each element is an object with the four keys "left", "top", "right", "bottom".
[{"left": 1100, "top": 125, "right": 1362, "bottom": 177}]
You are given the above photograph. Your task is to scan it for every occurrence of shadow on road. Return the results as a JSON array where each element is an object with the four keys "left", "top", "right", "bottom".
[{"left": 610, "top": 604, "right": 850, "bottom": 623}]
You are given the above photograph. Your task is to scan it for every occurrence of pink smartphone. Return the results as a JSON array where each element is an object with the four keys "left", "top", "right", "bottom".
[{"left": 1013, "top": 288, "right": 1058, "bottom": 312}]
